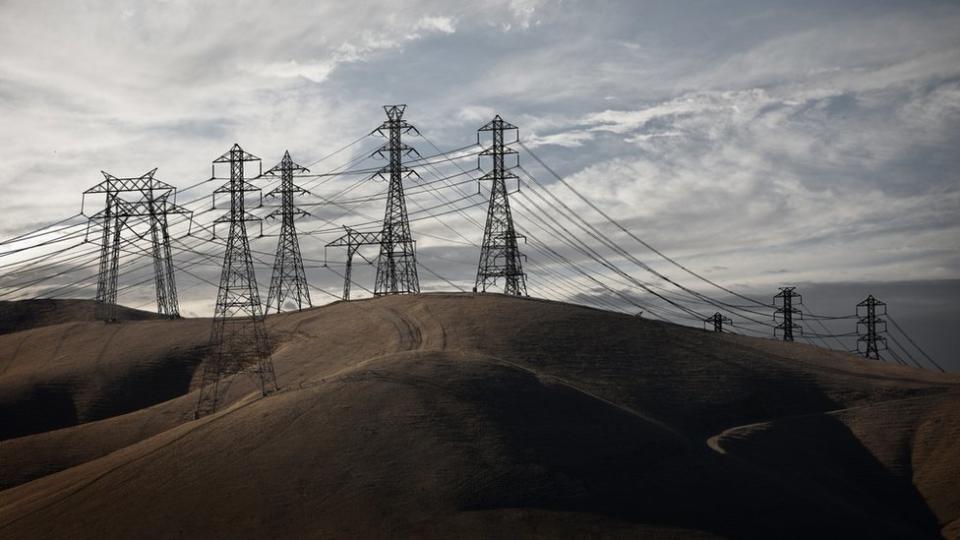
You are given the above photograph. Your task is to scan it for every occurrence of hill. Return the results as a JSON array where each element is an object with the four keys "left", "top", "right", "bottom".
[
  {"left": 0, "top": 293, "right": 958, "bottom": 538},
  {"left": 0, "top": 298, "right": 156, "bottom": 335}
]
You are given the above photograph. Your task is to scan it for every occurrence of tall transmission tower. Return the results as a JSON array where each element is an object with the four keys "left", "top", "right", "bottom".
[
  {"left": 264, "top": 151, "right": 311, "bottom": 313},
  {"left": 326, "top": 226, "right": 382, "bottom": 301},
  {"left": 83, "top": 169, "right": 191, "bottom": 321},
  {"left": 773, "top": 286, "right": 803, "bottom": 342},
  {"left": 196, "top": 144, "right": 277, "bottom": 418},
  {"left": 856, "top": 295, "right": 887, "bottom": 360},
  {"left": 373, "top": 104, "right": 421, "bottom": 295},
  {"left": 475, "top": 115, "right": 527, "bottom": 296},
  {"left": 704, "top": 312, "right": 732, "bottom": 333}
]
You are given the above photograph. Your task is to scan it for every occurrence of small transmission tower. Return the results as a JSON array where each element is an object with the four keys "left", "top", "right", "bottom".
[
  {"left": 90, "top": 173, "right": 124, "bottom": 322},
  {"left": 475, "top": 115, "right": 527, "bottom": 296},
  {"left": 145, "top": 185, "right": 185, "bottom": 318},
  {"left": 196, "top": 144, "right": 277, "bottom": 418},
  {"left": 704, "top": 312, "right": 732, "bottom": 333},
  {"left": 773, "top": 287, "right": 803, "bottom": 342},
  {"left": 856, "top": 295, "right": 887, "bottom": 360},
  {"left": 264, "top": 151, "right": 311, "bottom": 313},
  {"left": 83, "top": 169, "right": 191, "bottom": 321},
  {"left": 373, "top": 105, "right": 421, "bottom": 295},
  {"left": 326, "top": 226, "right": 382, "bottom": 301}
]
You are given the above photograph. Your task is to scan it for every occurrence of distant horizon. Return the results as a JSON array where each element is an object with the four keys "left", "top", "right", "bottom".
[{"left": 4, "top": 276, "right": 956, "bottom": 373}]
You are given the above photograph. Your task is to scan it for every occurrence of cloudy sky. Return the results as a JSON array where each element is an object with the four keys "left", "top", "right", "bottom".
[{"left": 0, "top": 0, "right": 958, "bottom": 368}]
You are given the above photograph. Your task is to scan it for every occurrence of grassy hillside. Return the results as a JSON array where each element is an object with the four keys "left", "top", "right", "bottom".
[{"left": 0, "top": 293, "right": 957, "bottom": 538}]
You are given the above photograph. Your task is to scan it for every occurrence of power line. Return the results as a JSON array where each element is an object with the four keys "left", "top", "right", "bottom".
[
  {"left": 519, "top": 141, "right": 774, "bottom": 309},
  {"left": 887, "top": 313, "right": 945, "bottom": 372},
  {"left": 515, "top": 167, "right": 776, "bottom": 326}
]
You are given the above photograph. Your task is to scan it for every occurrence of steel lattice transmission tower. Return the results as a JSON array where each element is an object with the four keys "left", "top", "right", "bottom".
[
  {"left": 475, "top": 115, "right": 527, "bottom": 296},
  {"left": 704, "top": 312, "right": 732, "bottom": 333},
  {"left": 373, "top": 105, "right": 421, "bottom": 295},
  {"left": 856, "top": 295, "right": 887, "bottom": 360},
  {"left": 264, "top": 151, "right": 311, "bottom": 313},
  {"left": 326, "top": 226, "right": 382, "bottom": 301},
  {"left": 89, "top": 174, "right": 125, "bottom": 323},
  {"left": 145, "top": 180, "right": 186, "bottom": 319},
  {"left": 83, "top": 168, "right": 192, "bottom": 321},
  {"left": 196, "top": 144, "right": 277, "bottom": 418},
  {"left": 773, "top": 286, "right": 803, "bottom": 342}
]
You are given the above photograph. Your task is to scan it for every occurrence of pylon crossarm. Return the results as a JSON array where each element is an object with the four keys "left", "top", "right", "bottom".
[
  {"left": 372, "top": 142, "right": 419, "bottom": 159},
  {"left": 326, "top": 229, "right": 382, "bottom": 248},
  {"left": 264, "top": 160, "right": 309, "bottom": 177},
  {"left": 374, "top": 167, "right": 420, "bottom": 183},
  {"left": 214, "top": 211, "right": 262, "bottom": 224},
  {"left": 212, "top": 144, "right": 260, "bottom": 164},
  {"left": 266, "top": 207, "right": 310, "bottom": 220},
  {"left": 83, "top": 169, "right": 171, "bottom": 195},
  {"left": 478, "top": 115, "right": 519, "bottom": 132},
  {"left": 265, "top": 185, "right": 310, "bottom": 198},
  {"left": 213, "top": 179, "right": 263, "bottom": 194},
  {"left": 480, "top": 146, "right": 519, "bottom": 157}
]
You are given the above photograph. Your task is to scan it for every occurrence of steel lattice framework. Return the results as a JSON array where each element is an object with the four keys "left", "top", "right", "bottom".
[
  {"left": 83, "top": 168, "right": 192, "bottom": 321},
  {"left": 773, "top": 286, "right": 803, "bottom": 342},
  {"left": 373, "top": 105, "right": 421, "bottom": 295},
  {"left": 196, "top": 144, "right": 277, "bottom": 418},
  {"left": 264, "top": 151, "right": 311, "bottom": 313},
  {"left": 856, "top": 294, "right": 887, "bottom": 360},
  {"left": 475, "top": 115, "right": 527, "bottom": 296},
  {"left": 704, "top": 312, "right": 732, "bottom": 333},
  {"left": 326, "top": 226, "right": 382, "bottom": 301}
]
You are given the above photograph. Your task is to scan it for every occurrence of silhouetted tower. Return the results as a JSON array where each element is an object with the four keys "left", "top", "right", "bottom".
[
  {"left": 326, "top": 226, "right": 382, "bottom": 301},
  {"left": 264, "top": 151, "right": 311, "bottom": 313},
  {"left": 704, "top": 312, "right": 732, "bottom": 333},
  {"left": 83, "top": 169, "right": 190, "bottom": 321},
  {"left": 856, "top": 295, "right": 887, "bottom": 360},
  {"left": 196, "top": 144, "right": 276, "bottom": 417},
  {"left": 773, "top": 286, "right": 803, "bottom": 342},
  {"left": 373, "top": 105, "right": 420, "bottom": 295},
  {"left": 475, "top": 115, "right": 527, "bottom": 296}
]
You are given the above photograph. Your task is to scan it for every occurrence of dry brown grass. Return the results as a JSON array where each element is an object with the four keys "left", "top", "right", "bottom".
[{"left": 0, "top": 293, "right": 957, "bottom": 538}]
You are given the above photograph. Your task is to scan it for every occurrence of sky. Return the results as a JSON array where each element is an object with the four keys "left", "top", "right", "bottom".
[{"left": 0, "top": 0, "right": 958, "bottom": 368}]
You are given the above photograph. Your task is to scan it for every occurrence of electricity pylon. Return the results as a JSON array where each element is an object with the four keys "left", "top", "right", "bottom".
[
  {"left": 82, "top": 169, "right": 191, "bottom": 321},
  {"left": 146, "top": 188, "right": 185, "bottom": 318},
  {"left": 773, "top": 286, "right": 803, "bottom": 342},
  {"left": 373, "top": 105, "right": 420, "bottom": 295},
  {"left": 475, "top": 115, "right": 527, "bottom": 296},
  {"left": 856, "top": 295, "right": 887, "bottom": 360},
  {"left": 196, "top": 144, "right": 277, "bottom": 418},
  {"left": 264, "top": 151, "right": 311, "bottom": 313},
  {"left": 325, "top": 226, "right": 382, "bottom": 301},
  {"left": 704, "top": 312, "right": 732, "bottom": 333}
]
